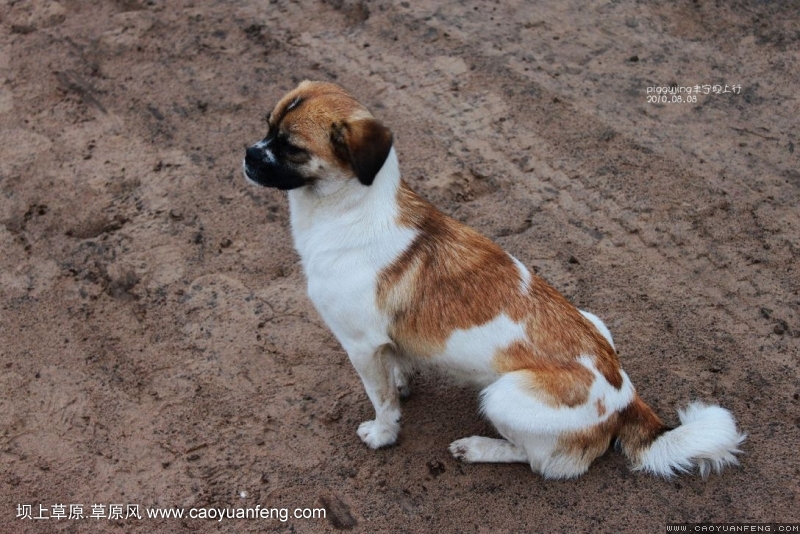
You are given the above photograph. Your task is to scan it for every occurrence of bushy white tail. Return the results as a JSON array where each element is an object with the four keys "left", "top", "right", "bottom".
[{"left": 635, "top": 401, "right": 746, "bottom": 477}]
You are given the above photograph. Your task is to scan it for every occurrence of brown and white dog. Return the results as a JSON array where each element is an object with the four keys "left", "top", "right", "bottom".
[{"left": 243, "top": 81, "right": 745, "bottom": 479}]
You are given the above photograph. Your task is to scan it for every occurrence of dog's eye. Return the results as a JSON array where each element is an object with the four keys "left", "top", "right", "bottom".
[
  {"left": 282, "top": 143, "right": 309, "bottom": 163},
  {"left": 274, "top": 133, "right": 308, "bottom": 161},
  {"left": 283, "top": 143, "right": 302, "bottom": 154}
]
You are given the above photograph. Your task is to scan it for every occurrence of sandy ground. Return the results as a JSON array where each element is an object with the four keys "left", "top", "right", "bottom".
[{"left": 1, "top": 0, "right": 798, "bottom": 532}]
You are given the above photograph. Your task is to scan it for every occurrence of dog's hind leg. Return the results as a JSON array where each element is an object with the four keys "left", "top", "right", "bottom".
[
  {"left": 449, "top": 436, "right": 528, "bottom": 463},
  {"left": 475, "top": 375, "right": 595, "bottom": 479},
  {"left": 456, "top": 368, "right": 629, "bottom": 479},
  {"left": 449, "top": 421, "right": 586, "bottom": 478}
]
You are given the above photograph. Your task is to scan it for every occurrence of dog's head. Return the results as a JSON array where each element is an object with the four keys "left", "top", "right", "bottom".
[{"left": 243, "top": 81, "right": 393, "bottom": 191}]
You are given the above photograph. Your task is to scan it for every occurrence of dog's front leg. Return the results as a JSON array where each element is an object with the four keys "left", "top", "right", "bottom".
[{"left": 347, "top": 343, "right": 401, "bottom": 449}]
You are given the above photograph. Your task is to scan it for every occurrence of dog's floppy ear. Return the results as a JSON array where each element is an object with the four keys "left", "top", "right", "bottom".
[{"left": 330, "top": 118, "right": 393, "bottom": 186}]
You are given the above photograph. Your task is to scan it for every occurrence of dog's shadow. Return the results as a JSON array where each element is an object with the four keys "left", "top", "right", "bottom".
[{"left": 400, "top": 373, "right": 495, "bottom": 447}]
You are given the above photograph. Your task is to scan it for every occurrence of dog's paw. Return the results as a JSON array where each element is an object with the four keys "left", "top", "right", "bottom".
[
  {"left": 449, "top": 438, "right": 476, "bottom": 462},
  {"left": 357, "top": 420, "right": 399, "bottom": 449}
]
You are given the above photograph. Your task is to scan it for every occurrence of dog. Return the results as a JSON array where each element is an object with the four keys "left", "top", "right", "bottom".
[{"left": 242, "top": 81, "right": 745, "bottom": 479}]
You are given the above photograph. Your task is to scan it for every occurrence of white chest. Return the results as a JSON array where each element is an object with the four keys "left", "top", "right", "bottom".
[{"left": 286, "top": 156, "right": 417, "bottom": 348}]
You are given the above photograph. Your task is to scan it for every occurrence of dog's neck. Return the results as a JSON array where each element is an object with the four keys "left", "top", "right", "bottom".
[{"left": 287, "top": 146, "right": 403, "bottom": 253}]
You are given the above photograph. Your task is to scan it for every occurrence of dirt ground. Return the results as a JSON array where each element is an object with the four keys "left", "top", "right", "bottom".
[{"left": 1, "top": 0, "right": 798, "bottom": 532}]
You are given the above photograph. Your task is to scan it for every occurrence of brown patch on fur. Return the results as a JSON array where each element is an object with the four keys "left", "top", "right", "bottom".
[
  {"left": 596, "top": 398, "right": 607, "bottom": 417},
  {"left": 524, "top": 364, "right": 594, "bottom": 408},
  {"left": 497, "top": 342, "right": 594, "bottom": 407},
  {"left": 556, "top": 412, "right": 621, "bottom": 471},
  {"left": 376, "top": 181, "right": 623, "bottom": 405},
  {"left": 378, "top": 183, "right": 529, "bottom": 354},
  {"left": 594, "top": 352, "right": 623, "bottom": 390},
  {"left": 520, "top": 277, "right": 622, "bottom": 389},
  {"left": 615, "top": 394, "right": 670, "bottom": 465}
]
